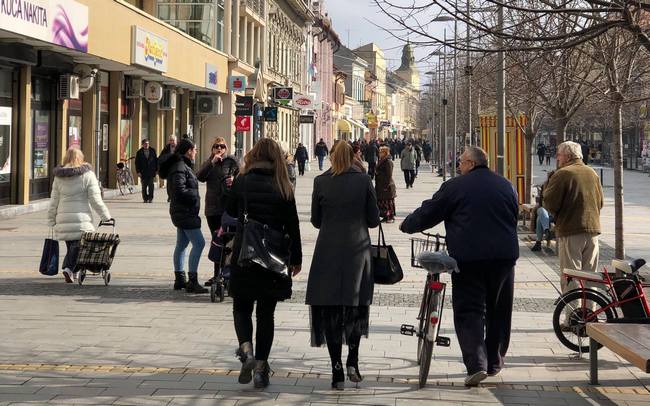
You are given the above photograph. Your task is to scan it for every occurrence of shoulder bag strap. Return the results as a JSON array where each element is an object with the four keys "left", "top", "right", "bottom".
[{"left": 377, "top": 223, "right": 386, "bottom": 246}]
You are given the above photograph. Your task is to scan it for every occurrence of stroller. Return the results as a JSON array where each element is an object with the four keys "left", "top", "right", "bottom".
[
  {"left": 76, "top": 219, "right": 120, "bottom": 286},
  {"left": 208, "top": 213, "right": 238, "bottom": 302}
]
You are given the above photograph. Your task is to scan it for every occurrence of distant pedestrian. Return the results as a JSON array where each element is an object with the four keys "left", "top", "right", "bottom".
[
  {"left": 531, "top": 171, "right": 555, "bottom": 252},
  {"left": 135, "top": 139, "right": 158, "bottom": 203},
  {"left": 196, "top": 137, "right": 239, "bottom": 286},
  {"left": 315, "top": 138, "right": 329, "bottom": 170},
  {"left": 307, "top": 141, "right": 380, "bottom": 390},
  {"left": 158, "top": 135, "right": 178, "bottom": 197},
  {"left": 364, "top": 140, "right": 379, "bottom": 179},
  {"left": 295, "top": 143, "right": 308, "bottom": 176},
  {"left": 400, "top": 142, "right": 417, "bottom": 188},
  {"left": 400, "top": 146, "right": 519, "bottom": 387},
  {"left": 423, "top": 141, "right": 432, "bottom": 163},
  {"left": 352, "top": 145, "right": 366, "bottom": 173},
  {"left": 375, "top": 146, "right": 396, "bottom": 223},
  {"left": 414, "top": 143, "right": 422, "bottom": 176},
  {"left": 543, "top": 141, "right": 603, "bottom": 322},
  {"left": 47, "top": 148, "right": 112, "bottom": 283},
  {"left": 159, "top": 139, "right": 208, "bottom": 294},
  {"left": 580, "top": 140, "right": 590, "bottom": 165},
  {"left": 286, "top": 153, "right": 297, "bottom": 188},
  {"left": 225, "top": 138, "right": 302, "bottom": 389},
  {"left": 536, "top": 142, "right": 546, "bottom": 166}
]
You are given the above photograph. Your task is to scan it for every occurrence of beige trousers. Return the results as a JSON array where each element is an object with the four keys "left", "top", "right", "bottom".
[{"left": 558, "top": 233, "right": 600, "bottom": 294}]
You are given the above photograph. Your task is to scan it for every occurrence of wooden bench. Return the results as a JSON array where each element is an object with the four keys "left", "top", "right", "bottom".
[{"left": 587, "top": 323, "right": 650, "bottom": 385}]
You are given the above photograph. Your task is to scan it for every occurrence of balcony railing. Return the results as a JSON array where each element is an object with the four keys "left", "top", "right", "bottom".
[{"left": 241, "top": 0, "right": 264, "bottom": 17}]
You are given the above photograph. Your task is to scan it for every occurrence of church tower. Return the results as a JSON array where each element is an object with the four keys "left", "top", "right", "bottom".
[{"left": 395, "top": 42, "right": 420, "bottom": 89}]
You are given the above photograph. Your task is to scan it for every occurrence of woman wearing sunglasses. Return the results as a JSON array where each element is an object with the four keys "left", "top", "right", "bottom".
[{"left": 197, "top": 137, "right": 240, "bottom": 284}]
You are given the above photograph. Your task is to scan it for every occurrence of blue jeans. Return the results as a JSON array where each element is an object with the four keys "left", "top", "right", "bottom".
[
  {"left": 317, "top": 155, "right": 324, "bottom": 170},
  {"left": 536, "top": 207, "right": 551, "bottom": 241},
  {"left": 173, "top": 227, "right": 205, "bottom": 274}
]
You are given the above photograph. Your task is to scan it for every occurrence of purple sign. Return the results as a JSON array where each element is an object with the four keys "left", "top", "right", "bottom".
[{"left": 0, "top": 0, "right": 88, "bottom": 52}]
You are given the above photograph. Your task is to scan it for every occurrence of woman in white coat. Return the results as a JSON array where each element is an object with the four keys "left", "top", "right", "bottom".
[{"left": 48, "top": 148, "right": 112, "bottom": 283}]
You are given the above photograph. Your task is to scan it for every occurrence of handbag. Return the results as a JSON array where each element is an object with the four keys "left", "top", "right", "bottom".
[
  {"left": 371, "top": 223, "right": 403, "bottom": 285},
  {"left": 39, "top": 229, "right": 59, "bottom": 276},
  {"left": 237, "top": 177, "right": 291, "bottom": 274}
]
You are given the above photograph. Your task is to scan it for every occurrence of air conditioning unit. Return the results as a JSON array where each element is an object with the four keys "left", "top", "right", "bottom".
[
  {"left": 196, "top": 95, "right": 222, "bottom": 115},
  {"left": 126, "top": 78, "right": 144, "bottom": 98},
  {"left": 159, "top": 88, "right": 177, "bottom": 110},
  {"left": 58, "top": 74, "right": 80, "bottom": 100}
]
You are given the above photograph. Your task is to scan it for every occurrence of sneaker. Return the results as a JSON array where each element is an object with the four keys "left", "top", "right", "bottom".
[
  {"left": 62, "top": 268, "right": 73, "bottom": 283},
  {"left": 464, "top": 370, "right": 487, "bottom": 387}
]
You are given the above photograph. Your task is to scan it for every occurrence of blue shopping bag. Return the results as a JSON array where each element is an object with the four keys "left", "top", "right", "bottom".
[{"left": 39, "top": 230, "right": 59, "bottom": 276}]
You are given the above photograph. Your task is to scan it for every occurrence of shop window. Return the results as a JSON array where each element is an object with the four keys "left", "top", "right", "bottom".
[
  {"left": 0, "top": 106, "right": 10, "bottom": 185},
  {"left": 32, "top": 110, "right": 50, "bottom": 179},
  {"left": 67, "top": 98, "right": 82, "bottom": 149},
  {"left": 158, "top": 1, "right": 217, "bottom": 48},
  {"left": 142, "top": 101, "right": 150, "bottom": 141}
]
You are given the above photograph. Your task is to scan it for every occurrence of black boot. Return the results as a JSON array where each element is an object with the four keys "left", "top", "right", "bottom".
[
  {"left": 531, "top": 241, "right": 542, "bottom": 252},
  {"left": 186, "top": 273, "right": 208, "bottom": 294},
  {"left": 331, "top": 362, "right": 345, "bottom": 390},
  {"left": 173, "top": 272, "right": 186, "bottom": 290},
  {"left": 253, "top": 360, "right": 270, "bottom": 388},
  {"left": 236, "top": 342, "right": 255, "bottom": 384}
]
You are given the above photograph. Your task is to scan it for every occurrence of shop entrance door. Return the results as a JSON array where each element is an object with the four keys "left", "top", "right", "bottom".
[
  {"left": 0, "top": 69, "right": 13, "bottom": 205},
  {"left": 29, "top": 77, "right": 56, "bottom": 200}
]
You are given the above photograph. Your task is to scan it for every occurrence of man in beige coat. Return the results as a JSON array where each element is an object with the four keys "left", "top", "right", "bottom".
[{"left": 543, "top": 141, "right": 604, "bottom": 298}]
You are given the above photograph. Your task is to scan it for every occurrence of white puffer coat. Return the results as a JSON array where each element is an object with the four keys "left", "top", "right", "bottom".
[{"left": 47, "top": 163, "right": 111, "bottom": 241}]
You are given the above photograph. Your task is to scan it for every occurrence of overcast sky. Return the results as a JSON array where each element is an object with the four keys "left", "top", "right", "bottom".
[{"left": 323, "top": 0, "right": 448, "bottom": 78}]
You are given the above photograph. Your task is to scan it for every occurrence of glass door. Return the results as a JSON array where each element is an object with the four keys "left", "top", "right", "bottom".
[{"left": 0, "top": 69, "right": 13, "bottom": 205}]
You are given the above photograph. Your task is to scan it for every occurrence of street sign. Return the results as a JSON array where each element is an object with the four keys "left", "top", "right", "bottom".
[
  {"left": 235, "top": 116, "right": 251, "bottom": 132},
  {"left": 293, "top": 94, "right": 314, "bottom": 109},
  {"left": 264, "top": 107, "right": 278, "bottom": 122},
  {"left": 273, "top": 87, "right": 293, "bottom": 106},
  {"left": 299, "top": 114, "right": 315, "bottom": 124},
  {"left": 235, "top": 96, "right": 253, "bottom": 116}
]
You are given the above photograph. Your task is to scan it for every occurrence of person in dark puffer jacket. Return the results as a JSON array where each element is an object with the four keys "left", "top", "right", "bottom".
[
  {"left": 159, "top": 139, "right": 208, "bottom": 294},
  {"left": 225, "top": 138, "right": 302, "bottom": 389}
]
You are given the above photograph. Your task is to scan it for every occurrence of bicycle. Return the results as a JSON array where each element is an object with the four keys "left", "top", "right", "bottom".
[
  {"left": 116, "top": 157, "right": 135, "bottom": 196},
  {"left": 553, "top": 258, "right": 649, "bottom": 354},
  {"left": 400, "top": 232, "right": 456, "bottom": 388}
]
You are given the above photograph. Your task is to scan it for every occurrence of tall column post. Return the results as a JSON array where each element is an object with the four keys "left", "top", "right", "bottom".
[
  {"left": 17, "top": 66, "right": 31, "bottom": 204},
  {"left": 107, "top": 71, "right": 122, "bottom": 189},
  {"left": 224, "top": 0, "right": 232, "bottom": 55}
]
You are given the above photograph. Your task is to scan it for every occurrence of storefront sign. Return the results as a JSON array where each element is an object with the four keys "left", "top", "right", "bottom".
[
  {"left": 235, "top": 116, "right": 251, "bottom": 132},
  {"left": 293, "top": 94, "right": 313, "bottom": 109},
  {"left": 144, "top": 82, "right": 163, "bottom": 103},
  {"left": 263, "top": 107, "right": 278, "bottom": 122},
  {"left": 0, "top": 0, "right": 88, "bottom": 52},
  {"left": 229, "top": 76, "right": 247, "bottom": 92},
  {"left": 366, "top": 112, "right": 378, "bottom": 129},
  {"left": 102, "top": 124, "right": 109, "bottom": 151},
  {"left": 299, "top": 115, "right": 314, "bottom": 124},
  {"left": 235, "top": 96, "right": 253, "bottom": 116},
  {"left": 205, "top": 64, "right": 218, "bottom": 91},
  {"left": 132, "top": 26, "right": 168, "bottom": 72},
  {"left": 273, "top": 87, "right": 293, "bottom": 106}
]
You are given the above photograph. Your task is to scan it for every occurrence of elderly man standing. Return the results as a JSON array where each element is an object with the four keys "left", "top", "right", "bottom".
[
  {"left": 400, "top": 146, "right": 519, "bottom": 387},
  {"left": 543, "top": 141, "right": 603, "bottom": 299}
]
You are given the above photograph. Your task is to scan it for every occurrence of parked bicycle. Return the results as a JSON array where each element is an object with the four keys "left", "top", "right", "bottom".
[
  {"left": 553, "top": 258, "right": 649, "bottom": 354},
  {"left": 400, "top": 232, "right": 456, "bottom": 388},
  {"left": 116, "top": 157, "right": 135, "bottom": 196}
]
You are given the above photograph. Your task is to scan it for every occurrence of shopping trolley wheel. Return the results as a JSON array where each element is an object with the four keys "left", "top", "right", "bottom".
[
  {"left": 217, "top": 282, "right": 225, "bottom": 303},
  {"left": 210, "top": 283, "right": 217, "bottom": 303},
  {"left": 103, "top": 271, "right": 111, "bottom": 286},
  {"left": 78, "top": 270, "right": 86, "bottom": 286}
]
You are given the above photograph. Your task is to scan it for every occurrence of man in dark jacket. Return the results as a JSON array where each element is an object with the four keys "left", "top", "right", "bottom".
[
  {"left": 135, "top": 139, "right": 158, "bottom": 203},
  {"left": 314, "top": 138, "right": 329, "bottom": 170},
  {"left": 364, "top": 140, "right": 379, "bottom": 179},
  {"left": 400, "top": 146, "right": 519, "bottom": 387},
  {"left": 294, "top": 143, "right": 309, "bottom": 176}
]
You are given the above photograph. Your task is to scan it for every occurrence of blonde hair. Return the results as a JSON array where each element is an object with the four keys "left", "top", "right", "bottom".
[
  {"left": 62, "top": 148, "right": 86, "bottom": 168},
  {"left": 211, "top": 136, "right": 226, "bottom": 147},
  {"left": 379, "top": 146, "right": 390, "bottom": 158},
  {"left": 241, "top": 138, "right": 294, "bottom": 200},
  {"left": 330, "top": 141, "right": 353, "bottom": 176}
]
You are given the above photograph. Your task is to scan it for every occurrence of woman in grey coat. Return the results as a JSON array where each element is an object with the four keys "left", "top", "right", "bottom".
[
  {"left": 400, "top": 142, "right": 417, "bottom": 188},
  {"left": 307, "top": 141, "right": 380, "bottom": 390}
]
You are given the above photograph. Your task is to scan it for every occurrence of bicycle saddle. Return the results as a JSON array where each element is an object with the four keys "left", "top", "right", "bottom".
[
  {"left": 611, "top": 258, "right": 646, "bottom": 274},
  {"left": 416, "top": 251, "right": 459, "bottom": 274}
]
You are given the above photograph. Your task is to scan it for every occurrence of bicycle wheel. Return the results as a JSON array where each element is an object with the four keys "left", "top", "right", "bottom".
[
  {"left": 125, "top": 171, "right": 135, "bottom": 194},
  {"left": 552, "top": 290, "right": 616, "bottom": 353},
  {"left": 117, "top": 173, "right": 126, "bottom": 196},
  {"left": 418, "top": 289, "right": 442, "bottom": 388},
  {"left": 417, "top": 278, "right": 432, "bottom": 365}
]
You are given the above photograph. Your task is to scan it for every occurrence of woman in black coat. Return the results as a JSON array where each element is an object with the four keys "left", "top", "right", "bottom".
[
  {"left": 158, "top": 139, "right": 208, "bottom": 294},
  {"left": 375, "top": 146, "right": 397, "bottom": 223},
  {"left": 225, "top": 139, "right": 302, "bottom": 389},
  {"left": 307, "top": 141, "right": 380, "bottom": 390}
]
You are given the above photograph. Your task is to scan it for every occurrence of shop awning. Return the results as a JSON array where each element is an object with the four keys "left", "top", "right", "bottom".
[
  {"left": 348, "top": 118, "right": 369, "bottom": 133},
  {"left": 337, "top": 119, "right": 352, "bottom": 132}
]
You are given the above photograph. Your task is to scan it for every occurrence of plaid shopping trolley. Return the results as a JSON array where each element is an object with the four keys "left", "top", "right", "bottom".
[{"left": 76, "top": 219, "right": 120, "bottom": 286}]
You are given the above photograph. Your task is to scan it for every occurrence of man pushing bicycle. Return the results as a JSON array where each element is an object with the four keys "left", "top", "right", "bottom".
[{"left": 400, "top": 146, "right": 519, "bottom": 387}]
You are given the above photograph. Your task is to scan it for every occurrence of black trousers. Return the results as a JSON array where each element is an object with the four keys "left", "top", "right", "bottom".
[
  {"left": 62, "top": 240, "right": 80, "bottom": 271},
  {"left": 297, "top": 160, "right": 306, "bottom": 175},
  {"left": 206, "top": 214, "right": 223, "bottom": 275},
  {"left": 233, "top": 296, "right": 278, "bottom": 361},
  {"left": 141, "top": 176, "right": 154, "bottom": 201},
  {"left": 367, "top": 161, "right": 376, "bottom": 179},
  {"left": 538, "top": 154, "right": 544, "bottom": 165},
  {"left": 451, "top": 262, "right": 514, "bottom": 375},
  {"left": 403, "top": 169, "right": 415, "bottom": 186}
]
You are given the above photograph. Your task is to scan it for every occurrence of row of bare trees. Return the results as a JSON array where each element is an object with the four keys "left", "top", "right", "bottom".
[{"left": 376, "top": 0, "right": 650, "bottom": 258}]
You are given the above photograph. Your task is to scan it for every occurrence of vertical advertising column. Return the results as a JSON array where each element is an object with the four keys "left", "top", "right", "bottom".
[{"left": 17, "top": 67, "right": 31, "bottom": 204}]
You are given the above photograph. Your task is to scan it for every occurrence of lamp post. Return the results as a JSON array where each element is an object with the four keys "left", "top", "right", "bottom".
[{"left": 496, "top": 4, "right": 506, "bottom": 176}]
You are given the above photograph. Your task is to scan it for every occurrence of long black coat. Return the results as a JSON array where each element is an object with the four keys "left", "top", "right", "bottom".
[
  {"left": 196, "top": 155, "right": 239, "bottom": 217},
  {"left": 295, "top": 146, "right": 308, "bottom": 162},
  {"left": 401, "top": 166, "right": 519, "bottom": 265},
  {"left": 161, "top": 154, "right": 201, "bottom": 230},
  {"left": 375, "top": 157, "right": 396, "bottom": 200},
  {"left": 306, "top": 167, "right": 380, "bottom": 306},
  {"left": 135, "top": 147, "right": 158, "bottom": 178},
  {"left": 225, "top": 164, "right": 302, "bottom": 299}
]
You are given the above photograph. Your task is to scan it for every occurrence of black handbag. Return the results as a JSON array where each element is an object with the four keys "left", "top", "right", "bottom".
[
  {"left": 237, "top": 178, "right": 291, "bottom": 274},
  {"left": 371, "top": 223, "right": 403, "bottom": 285},
  {"left": 39, "top": 229, "right": 59, "bottom": 276}
]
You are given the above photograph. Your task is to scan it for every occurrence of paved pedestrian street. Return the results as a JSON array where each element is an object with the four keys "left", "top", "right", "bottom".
[{"left": 1, "top": 161, "right": 650, "bottom": 406}]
